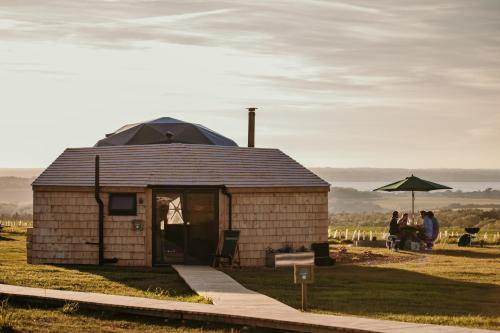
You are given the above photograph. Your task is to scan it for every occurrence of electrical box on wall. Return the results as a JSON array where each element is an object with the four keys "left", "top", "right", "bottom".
[{"left": 132, "top": 219, "right": 144, "bottom": 231}]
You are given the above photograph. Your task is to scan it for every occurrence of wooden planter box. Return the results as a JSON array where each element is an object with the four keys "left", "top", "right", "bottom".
[{"left": 266, "top": 252, "right": 314, "bottom": 268}]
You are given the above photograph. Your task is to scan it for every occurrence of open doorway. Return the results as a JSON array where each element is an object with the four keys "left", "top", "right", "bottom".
[{"left": 152, "top": 189, "right": 219, "bottom": 265}]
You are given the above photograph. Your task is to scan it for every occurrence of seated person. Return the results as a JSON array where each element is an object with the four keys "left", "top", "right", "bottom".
[
  {"left": 387, "top": 211, "right": 400, "bottom": 250},
  {"left": 398, "top": 213, "right": 409, "bottom": 227},
  {"left": 428, "top": 211, "right": 440, "bottom": 241},
  {"left": 420, "top": 210, "right": 434, "bottom": 250},
  {"left": 389, "top": 211, "right": 400, "bottom": 236},
  {"left": 397, "top": 213, "right": 409, "bottom": 248}
]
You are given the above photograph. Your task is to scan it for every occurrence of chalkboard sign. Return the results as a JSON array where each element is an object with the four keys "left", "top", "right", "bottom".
[{"left": 220, "top": 230, "right": 240, "bottom": 258}]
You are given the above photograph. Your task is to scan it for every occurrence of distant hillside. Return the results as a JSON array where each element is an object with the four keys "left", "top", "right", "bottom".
[
  {"left": 311, "top": 168, "right": 500, "bottom": 182},
  {"left": 0, "top": 168, "right": 43, "bottom": 178},
  {"left": 2, "top": 168, "right": 500, "bottom": 213},
  {"left": 0, "top": 169, "right": 41, "bottom": 204},
  {"left": 329, "top": 187, "right": 500, "bottom": 213},
  {"left": 0, "top": 177, "right": 34, "bottom": 204},
  {"left": 0, "top": 202, "right": 32, "bottom": 220},
  {"left": 3, "top": 167, "right": 500, "bottom": 182}
]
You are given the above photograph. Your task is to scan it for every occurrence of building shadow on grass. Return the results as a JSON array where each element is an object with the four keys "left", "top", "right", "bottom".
[
  {"left": 432, "top": 248, "right": 500, "bottom": 259},
  {"left": 226, "top": 265, "right": 500, "bottom": 322},
  {"left": 5, "top": 299, "right": 280, "bottom": 333},
  {"left": 0, "top": 235, "right": 16, "bottom": 241},
  {"left": 310, "top": 265, "right": 500, "bottom": 319},
  {"left": 52, "top": 264, "right": 202, "bottom": 300}
]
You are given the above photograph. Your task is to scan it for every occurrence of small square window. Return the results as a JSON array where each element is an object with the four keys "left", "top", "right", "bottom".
[{"left": 109, "top": 193, "right": 137, "bottom": 216}]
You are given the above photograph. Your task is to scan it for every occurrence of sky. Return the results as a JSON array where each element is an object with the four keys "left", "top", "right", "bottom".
[{"left": 1, "top": 0, "right": 500, "bottom": 169}]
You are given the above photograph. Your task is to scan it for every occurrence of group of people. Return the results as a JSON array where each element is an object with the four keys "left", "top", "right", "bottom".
[{"left": 388, "top": 210, "right": 440, "bottom": 250}]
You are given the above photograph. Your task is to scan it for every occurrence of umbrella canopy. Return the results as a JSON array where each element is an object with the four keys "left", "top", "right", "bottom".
[
  {"left": 95, "top": 117, "right": 238, "bottom": 147},
  {"left": 373, "top": 175, "right": 452, "bottom": 221},
  {"left": 373, "top": 175, "right": 452, "bottom": 192}
]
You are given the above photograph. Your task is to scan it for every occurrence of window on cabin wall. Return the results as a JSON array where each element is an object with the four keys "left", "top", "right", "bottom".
[{"left": 108, "top": 193, "right": 137, "bottom": 216}]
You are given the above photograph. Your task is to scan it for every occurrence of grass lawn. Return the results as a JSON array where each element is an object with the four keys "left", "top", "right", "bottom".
[
  {"left": 0, "top": 227, "right": 206, "bottom": 303},
  {"left": 223, "top": 245, "right": 500, "bottom": 330},
  {"left": 0, "top": 298, "right": 279, "bottom": 333},
  {"left": 2, "top": 226, "right": 499, "bottom": 331}
]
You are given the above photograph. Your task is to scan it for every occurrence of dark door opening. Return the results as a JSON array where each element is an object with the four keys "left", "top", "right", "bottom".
[{"left": 153, "top": 189, "right": 219, "bottom": 265}]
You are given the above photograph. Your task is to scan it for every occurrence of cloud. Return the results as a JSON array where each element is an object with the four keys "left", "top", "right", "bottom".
[{"left": 0, "top": 0, "right": 499, "bottom": 168}]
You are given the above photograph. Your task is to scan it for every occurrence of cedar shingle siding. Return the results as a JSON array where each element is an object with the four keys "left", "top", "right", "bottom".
[
  {"left": 30, "top": 143, "right": 330, "bottom": 267},
  {"left": 28, "top": 189, "right": 150, "bottom": 265},
  {"left": 231, "top": 191, "right": 328, "bottom": 266}
]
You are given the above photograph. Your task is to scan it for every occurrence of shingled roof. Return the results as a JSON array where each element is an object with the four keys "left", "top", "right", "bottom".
[{"left": 33, "top": 144, "right": 329, "bottom": 188}]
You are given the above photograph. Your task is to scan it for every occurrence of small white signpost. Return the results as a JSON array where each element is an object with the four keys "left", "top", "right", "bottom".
[{"left": 294, "top": 264, "right": 314, "bottom": 311}]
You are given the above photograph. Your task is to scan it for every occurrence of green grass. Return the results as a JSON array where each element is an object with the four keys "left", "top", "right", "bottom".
[
  {"left": 2, "top": 226, "right": 499, "bottom": 330},
  {"left": 0, "top": 227, "right": 206, "bottom": 303},
  {"left": 223, "top": 245, "right": 500, "bottom": 330},
  {"left": 0, "top": 298, "right": 279, "bottom": 333}
]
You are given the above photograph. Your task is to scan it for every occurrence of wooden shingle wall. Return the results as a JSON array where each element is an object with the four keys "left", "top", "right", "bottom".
[
  {"left": 28, "top": 187, "right": 148, "bottom": 266},
  {"left": 28, "top": 190, "right": 99, "bottom": 264},
  {"left": 230, "top": 190, "right": 329, "bottom": 266},
  {"left": 29, "top": 186, "right": 328, "bottom": 267},
  {"left": 101, "top": 189, "right": 148, "bottom": 266}
]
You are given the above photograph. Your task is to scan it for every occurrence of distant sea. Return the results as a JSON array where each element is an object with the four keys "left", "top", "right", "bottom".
[{"left": 330, "top": 181, "right": 500, "bottom": 192}]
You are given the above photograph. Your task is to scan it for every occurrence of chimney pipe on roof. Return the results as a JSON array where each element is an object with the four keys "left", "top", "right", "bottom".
[{"left": 247, "top": 107, "right": 257, "bottom": 147}]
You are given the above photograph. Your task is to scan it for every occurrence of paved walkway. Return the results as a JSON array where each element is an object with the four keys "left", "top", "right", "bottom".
[
  {"left": 172, "top": 265, "right": 297, "bottom": 315},
  {"left": 0, "top": 281, "right": 495, "bottom": 333}
]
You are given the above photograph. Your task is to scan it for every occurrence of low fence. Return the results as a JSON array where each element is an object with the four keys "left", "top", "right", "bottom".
[
  {"left": 2, "top": 220, "right": 499, "bottom": 244},
  {"left": 0, "top": 220, "right": 33, "bottom": 228},
  {"left": 328, "top": 228, "right": 500, "bottom": 244}
]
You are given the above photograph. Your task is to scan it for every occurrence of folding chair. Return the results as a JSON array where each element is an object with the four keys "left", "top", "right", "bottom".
[{"left": 213, "top": 230, "right": 240, "bottom": 268}]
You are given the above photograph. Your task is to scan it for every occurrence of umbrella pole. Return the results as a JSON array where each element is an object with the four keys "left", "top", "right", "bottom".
[{"left": 412, "top": 190, "right": 415, "bottom": 224}]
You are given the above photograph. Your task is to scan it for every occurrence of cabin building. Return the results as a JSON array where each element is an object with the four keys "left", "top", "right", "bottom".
[{"left": 28, "top": 113, "right": 330, "bottom": 267}]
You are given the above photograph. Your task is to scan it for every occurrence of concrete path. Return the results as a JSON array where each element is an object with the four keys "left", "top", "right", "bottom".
[{"left": 0, "top": 283, "right": 495, "bottom": 333}]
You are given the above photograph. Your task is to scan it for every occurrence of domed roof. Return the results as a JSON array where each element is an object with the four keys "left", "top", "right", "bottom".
[{"left": 95, "top": 117, "right": 238, "bottom": 147}]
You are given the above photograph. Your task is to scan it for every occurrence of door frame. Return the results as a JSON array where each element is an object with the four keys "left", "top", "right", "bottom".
[{"left": 151, "top": 186, "right": 220, "bottom": 266}]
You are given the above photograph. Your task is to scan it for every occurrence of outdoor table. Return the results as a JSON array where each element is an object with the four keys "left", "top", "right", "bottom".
[{"left": 398, "top": 226, "right": 425, "bottom": 249}]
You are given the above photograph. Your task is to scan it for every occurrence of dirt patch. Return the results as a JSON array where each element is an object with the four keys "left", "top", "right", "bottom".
[{"left": 331, "top": 246, "right": 419, "bottom": 265}]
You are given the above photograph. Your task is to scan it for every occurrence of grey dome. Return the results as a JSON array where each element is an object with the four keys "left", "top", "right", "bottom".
[{"left": 95, "top": 117, "right": 238, "bottom": 147}]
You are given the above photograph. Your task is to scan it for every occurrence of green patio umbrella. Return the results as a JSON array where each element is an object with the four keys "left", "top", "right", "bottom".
[{"left": 373, "top": 175, "right": 452, "bottom": 221}]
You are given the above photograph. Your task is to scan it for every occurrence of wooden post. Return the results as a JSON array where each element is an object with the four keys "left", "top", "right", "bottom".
[
  {"left": 411, "top": 190, "right": 415, "bottom": 224},
  {"left": 294, "top": 265, "right": 314, "bottom": 312},
  {"left": 301, "top": 283, "right": 308, "bottom": 311}
]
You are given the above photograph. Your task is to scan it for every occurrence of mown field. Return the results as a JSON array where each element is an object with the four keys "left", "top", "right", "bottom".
[
  {"left": 0, "top": 226, "right": 287, "bottom": 333},
  {"left": 225, "top": 245, "right": 500, "bottom": 330},
  {"left": 2, "top": 224, "right": 500, "bottom": 331},
  {"left": 0, "top": 226, "right": 206, "bottom": 303},
  {"left": 0, "top": 298, "right": 278, "bottom": 333}
]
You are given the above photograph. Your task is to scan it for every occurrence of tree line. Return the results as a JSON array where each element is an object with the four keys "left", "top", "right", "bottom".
[{"left": 0, "top": 203, "right": 32, "bottom": 221}]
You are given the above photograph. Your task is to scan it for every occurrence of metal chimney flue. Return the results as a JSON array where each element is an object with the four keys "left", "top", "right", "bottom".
[{"left": 247, "top": 107, "right": 257, "bottom": 147}]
